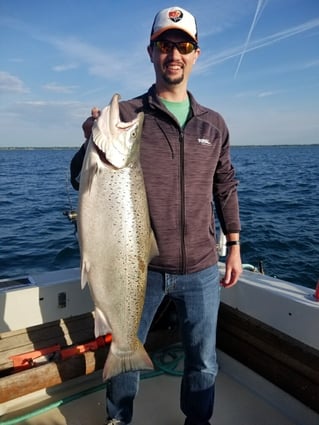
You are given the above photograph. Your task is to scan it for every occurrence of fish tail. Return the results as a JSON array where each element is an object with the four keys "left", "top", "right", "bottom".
[
  {"left": 94, "top": 306, "right": 112, "bottom": 338},
  {"left": 80, "top": 260, "right": 89, "bottom": 289},
  {"left": 102, "top": 340, "right": 153, "bottom": 381}
]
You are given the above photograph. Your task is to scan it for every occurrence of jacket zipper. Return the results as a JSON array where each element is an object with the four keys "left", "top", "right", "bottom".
[{"left": 179, "top": 130, "right": 186, "bottom": 274}]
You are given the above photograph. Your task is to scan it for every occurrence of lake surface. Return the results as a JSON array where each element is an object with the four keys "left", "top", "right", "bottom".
[{"left": 0, "top": 145, "right": 318, "bottom": 289}]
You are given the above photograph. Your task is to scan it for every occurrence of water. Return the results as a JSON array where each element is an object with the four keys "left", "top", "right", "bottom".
[
  {"left": 0, "top": 145, "right": 318, "bottom": 289},
  {"left": 232, "top": 145, "right": 319, "bottom": 288}
]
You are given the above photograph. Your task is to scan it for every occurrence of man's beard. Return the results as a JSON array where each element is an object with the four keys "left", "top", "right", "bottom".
[{"left": 162, "top": 71, "right": 184, "bottom": 85}]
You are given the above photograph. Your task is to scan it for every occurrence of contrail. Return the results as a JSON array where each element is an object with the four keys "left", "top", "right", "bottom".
[
  {"left": 234, "top": 0, "right": 268, "bottom": 79},
  {"left": 184, "top": 18, "right": 319, "bottom": 76}
]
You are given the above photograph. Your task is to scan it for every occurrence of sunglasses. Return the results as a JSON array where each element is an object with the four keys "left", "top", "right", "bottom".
[{"left": 153, "top": 40, "right": 198, "bottom": 55}]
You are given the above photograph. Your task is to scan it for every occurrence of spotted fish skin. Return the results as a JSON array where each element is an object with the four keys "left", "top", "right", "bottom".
[{"left": 78, "top": 94, "right": 157, "bottom": 380}]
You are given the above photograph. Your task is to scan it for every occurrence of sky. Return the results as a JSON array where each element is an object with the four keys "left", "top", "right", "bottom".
[{"left": 0, "top": 0, "right": 318, "bottom": 147}]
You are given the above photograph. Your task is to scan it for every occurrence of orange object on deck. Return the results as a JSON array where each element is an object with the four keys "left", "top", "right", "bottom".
[
  {"left": 10, "top": 344, "right": 61, "bottom": 369},
  {"left": 9, "top": 334, "right": 112, "bottom": 371},
  {"left": 60, "top": 334, "right": 112, "bottom": 360}
]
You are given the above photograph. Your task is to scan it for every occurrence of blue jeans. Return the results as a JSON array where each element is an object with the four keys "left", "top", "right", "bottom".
[{"left": 106, "top": 264, "right": 221, "bottom": 425}]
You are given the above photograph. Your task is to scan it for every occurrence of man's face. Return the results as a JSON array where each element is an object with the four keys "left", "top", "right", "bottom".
[
  {"left": 148, "top": 30, "right": 200, "bottom": 88},
  {"left": 92, "top": 108, "right": 100, "bottom": 119}
]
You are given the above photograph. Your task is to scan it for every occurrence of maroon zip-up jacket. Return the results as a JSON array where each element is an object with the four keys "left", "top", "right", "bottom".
[{"left": 71, "top": 85, "right": 241, "bottom": 274}]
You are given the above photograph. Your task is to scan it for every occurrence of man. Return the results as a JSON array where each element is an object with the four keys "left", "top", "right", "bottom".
[
  {"left": 73, "top": 6, "right": 242, "bottom": 425},
  {"left": 82, "top": 106, "right": 100, "bottom": 141}
]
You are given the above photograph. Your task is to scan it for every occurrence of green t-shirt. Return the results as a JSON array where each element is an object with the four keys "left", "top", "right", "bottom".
[{"left": 160, "top": 96, "right": 190, "bottom": 128}]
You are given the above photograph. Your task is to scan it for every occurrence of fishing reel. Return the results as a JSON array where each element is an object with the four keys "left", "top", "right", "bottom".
[
  {"left": 63, "top": 210, "right": 77, "bottom": 222},
  {"left": 63, "top": 210, "right": 78, "bottom": 235}
]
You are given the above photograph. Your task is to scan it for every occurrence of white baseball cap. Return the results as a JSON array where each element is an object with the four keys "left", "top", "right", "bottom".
[{"left": 150, "top": 6, "right": 198, "bottom": 43}]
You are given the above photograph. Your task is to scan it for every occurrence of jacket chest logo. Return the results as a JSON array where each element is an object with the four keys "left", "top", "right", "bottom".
[{"left": 197, "top": 138, "right": 211, "bottom": 145}]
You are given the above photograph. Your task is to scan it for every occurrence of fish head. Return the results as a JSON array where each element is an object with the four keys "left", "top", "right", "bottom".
[{"left": 92, "top": 93, "right": 144, "bottom": 169}]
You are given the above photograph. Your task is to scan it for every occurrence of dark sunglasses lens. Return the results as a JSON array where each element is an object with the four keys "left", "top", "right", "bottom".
[
  {"left": 155, "top": 41, "right": 196, "bottom": 54},
  {"left": 178, "top": 42, "right": 196, "bottom": 54},
  {"left": 155, "top": 41, "right": 169, "bottom": 53}
]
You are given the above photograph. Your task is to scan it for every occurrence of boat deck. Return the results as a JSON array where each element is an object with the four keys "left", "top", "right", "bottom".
[
  {"left": 1, "top": 268, "right": 318, "bottom": 425},
  {"left": 1, "top": 350, "right": 318, "bottom": 425}
]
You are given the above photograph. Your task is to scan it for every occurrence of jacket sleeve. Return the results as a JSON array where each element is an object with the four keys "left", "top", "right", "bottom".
[
  {"left": 70, "top": 143, "right": 86, "bottom": 190},
  {"left": 213, "top": 130, "right": 241, "bottom": 235},
  {"left": 82, "top": 117, "right": 94, "bottom": 140}
]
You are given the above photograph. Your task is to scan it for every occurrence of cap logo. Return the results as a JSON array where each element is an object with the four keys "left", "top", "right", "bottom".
[{"left": 168, "top": 9, "right": 183, "bottom": 23}]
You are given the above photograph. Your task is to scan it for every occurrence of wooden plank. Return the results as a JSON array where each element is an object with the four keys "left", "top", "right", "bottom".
[
  {"left": 0, "top": 346, "right": 108, "bottom": 403},
  {"left": 0, "top": 313, "right": 95, "bottom": 372},
  {"left": 0, "top": 298, "right": 177, "bottom": 372},
  {"left": 0, "top": 326, "right": 180, "bottom": 403}
]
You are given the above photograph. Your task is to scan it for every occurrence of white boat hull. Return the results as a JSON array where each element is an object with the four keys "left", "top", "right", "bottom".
[{"left": 0, "top": 265, "right": 318, "bottom": 424}]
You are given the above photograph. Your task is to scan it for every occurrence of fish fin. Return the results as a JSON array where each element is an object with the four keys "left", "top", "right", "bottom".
[
  {"left": 80, "top": 260, "right": 90, "bottom": 289},
  {"left": 149, "top": 230, "right": 159, "bottom": 262},
  {"left": 87, "top": 162, "right": 99, "bottom": 193},
  {"left": 102, "top": 340, "right": 153, "bottom": 381},
  {"left": 81, "top": 156, "right": 99, "bottom": 194},
  {"left": 94, "top": 306, "right": 112, "bottom": 338}
]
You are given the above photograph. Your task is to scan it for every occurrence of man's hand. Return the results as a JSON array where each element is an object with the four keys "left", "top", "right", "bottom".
[{"left": 220, "top": 246, "right": 242, "bottom": 288}]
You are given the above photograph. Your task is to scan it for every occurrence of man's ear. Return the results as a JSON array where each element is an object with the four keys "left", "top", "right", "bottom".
[
  {"left": 147, "top": 45, "right": 154, "bottom": 63},
  {"left": 193, "top": 48, "right": 200, "bottom": 65}
]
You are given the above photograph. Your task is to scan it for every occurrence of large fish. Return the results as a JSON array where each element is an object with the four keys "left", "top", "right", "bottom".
[{"left": 77, "top": 93, "right": 157, "bottom": 381}]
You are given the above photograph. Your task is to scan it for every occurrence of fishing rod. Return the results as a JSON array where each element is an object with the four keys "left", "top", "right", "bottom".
[{"left": 63, "top": 171, "right": 78, "bottom": 235}]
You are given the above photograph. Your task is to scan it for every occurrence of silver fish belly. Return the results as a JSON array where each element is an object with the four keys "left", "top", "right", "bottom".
[{"left": 77, "top": 94, "right": 157, "bottom": 380}]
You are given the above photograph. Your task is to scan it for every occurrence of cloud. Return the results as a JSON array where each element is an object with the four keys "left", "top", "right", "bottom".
[
  {"left": 52, "top": 63, "right": 78, "bottom": 72},
  {"left": 42, "top": 82, "right": 78, "bottom": 93},
  {"left": 47, "top": 36, "right": 125, "bottom": 76},
  {"left": 228, "top": 105, "right": 319, "bottom": 145},
  {"left": 234, "top": 89, "right": 279, "bottom": 98},
  {"left": 300, "top": 59, "right": 319, "bottom": 70},
  {"left": 46, "top": 35, "right": 153, "bottom": 93},
  {"left": 0, "top": 71, "right": 29, "bottom": 94},
  {"left": 8, "top": 58, "right": 24, "bottom": 63},
  {"left": 258, "top": 91, "right": 275, "bottom": 98},
  {"left": 2, "top": 16, "right": 149, "bottom": 87},
  {"left": 8, "top": 99, "right": 84, "bottom": 128},
  {"left": 0, "top": 17, "right": 126, "bottom": 80}
]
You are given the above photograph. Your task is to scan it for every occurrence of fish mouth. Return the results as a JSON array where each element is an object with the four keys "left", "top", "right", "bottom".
[
  {"left": 92, "top": 142, "right": 117, "bottom": 169},
  {"left": 92, "top": 93, "right": 144, "bottom": 169}
]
